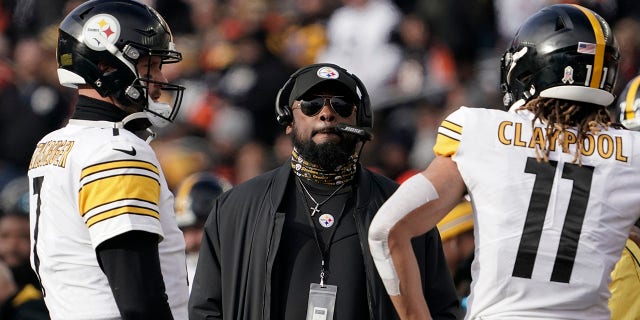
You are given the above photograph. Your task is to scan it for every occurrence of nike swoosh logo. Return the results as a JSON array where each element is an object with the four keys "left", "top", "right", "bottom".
[{"left": 113, "top": 146, "right": 137, "bottom": 156}]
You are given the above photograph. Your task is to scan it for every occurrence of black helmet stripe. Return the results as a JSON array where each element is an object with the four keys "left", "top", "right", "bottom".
[{"left": 573, "top": 4, "right": 606, "bottom": 89}]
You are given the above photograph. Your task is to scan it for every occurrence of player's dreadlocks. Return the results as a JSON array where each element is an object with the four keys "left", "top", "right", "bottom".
[{"left": 517, "top": 97, "right": 623, "bottom": 164}]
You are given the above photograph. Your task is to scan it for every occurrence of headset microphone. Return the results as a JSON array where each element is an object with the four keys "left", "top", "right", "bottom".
[{"left": 336, "top": 123, "right": 373, "bottom": 141}]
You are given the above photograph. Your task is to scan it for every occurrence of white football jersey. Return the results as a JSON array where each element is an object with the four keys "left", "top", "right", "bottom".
[
  {"left": 434, "top": 107, "right": 640, "bottom": 319},
  {"left": 28, "top": 119, "right": 188, "bottom": 320}
]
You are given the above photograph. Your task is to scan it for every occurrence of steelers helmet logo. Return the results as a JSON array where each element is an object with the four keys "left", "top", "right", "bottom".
[
  {"left": 82, "top": 14, "right": 121, "bottom": 51},
  {"left": 316, "top": 67, "right": 340, "bottom": 79}
]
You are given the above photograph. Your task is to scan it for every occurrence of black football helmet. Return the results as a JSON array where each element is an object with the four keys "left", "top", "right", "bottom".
[
  {"left": 174, "top": 172, "right": 232, "bottom": 228},
  {"left": 617, "top": 75, "right": 640, "bottom": 130},
  {"left": 57, "top": 0, "right": 184, "bottom": 126},
  {"left": 500, "top": 4, "right": 619, "bottom": 109}
]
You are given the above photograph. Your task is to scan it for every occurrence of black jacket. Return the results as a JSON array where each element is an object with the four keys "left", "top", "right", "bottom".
[{"left": 189, "top": 162, "right": 459, "bottom": 319}]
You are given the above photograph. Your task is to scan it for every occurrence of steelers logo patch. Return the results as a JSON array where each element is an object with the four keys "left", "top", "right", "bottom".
[
  {"left": 82, "top": 14, "right": 121, "bottom": 51},
  {"left": 316, "top": 67, "right": 340, "bottom": 80},
  {"left": 318, "top": 213, "right": 335, "bottom": 228}
]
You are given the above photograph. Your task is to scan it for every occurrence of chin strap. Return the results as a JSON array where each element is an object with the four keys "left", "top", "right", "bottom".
[
  {"left": 118, "top": 112, "right": 157, "bottom": 143},
  {"left": 121, "top": 112, "right": 147, "bottom": 125},
  {"left": 508, "top": 99, "right": 527, "bottom": 113},
  {"left": 143, "top": 128, "right": 157, "bottom": 143}
]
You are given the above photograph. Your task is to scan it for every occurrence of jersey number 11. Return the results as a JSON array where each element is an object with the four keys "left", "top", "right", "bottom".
[{"left": 512, "top": 157, "right": 594, "bottom": 283}]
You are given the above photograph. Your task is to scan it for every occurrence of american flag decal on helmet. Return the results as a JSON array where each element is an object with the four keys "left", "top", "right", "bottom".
[{"left": 577, "top": 42, "right": 596, "bottom": 55}]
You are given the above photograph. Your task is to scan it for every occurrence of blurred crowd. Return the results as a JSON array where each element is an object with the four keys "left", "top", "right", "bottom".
[
  {"left": 0, "top": 0, "right": 639, "bottom": 191},
  {"left": 0, "top": 0, "right": 639, "bottom": 315}
]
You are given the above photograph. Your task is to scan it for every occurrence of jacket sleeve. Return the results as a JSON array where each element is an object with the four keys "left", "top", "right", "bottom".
[
  {"left": 415, "top": 228, "right": 461, "bottom": 319},
  {"left": 188, "top": 200, "right": 223, "bottom": 320}
]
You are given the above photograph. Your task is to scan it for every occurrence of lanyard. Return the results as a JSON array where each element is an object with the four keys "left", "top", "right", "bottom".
[{"left": 296, "top": 177, "right": 350, "bottom": 286}]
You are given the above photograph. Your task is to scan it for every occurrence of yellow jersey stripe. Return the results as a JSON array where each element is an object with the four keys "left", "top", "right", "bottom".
[
  {"left": 441, "top": 120, "right": 462, "bottom": 134},
  {"left": 434, "top": 133, "right": 461, "bottom": 157},
  {"left": 573, "top": 4, "right": 605, "bottom": 88},
  {"left": 625, "top": 76, "right": 640, "bottom": 120},
  {"left": 86, "top": 205, "right": 160, "bottom": 228},
  {"left": 81, "top": 160, "right": 159, "bottom": 180},
  {"left": 79, "top": 174, "right": 160, "bottom": 216}
]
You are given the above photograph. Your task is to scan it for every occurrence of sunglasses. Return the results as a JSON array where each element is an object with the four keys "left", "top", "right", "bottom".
[{"left": 295, "top": 96, "right": 356, "bottom": 118}]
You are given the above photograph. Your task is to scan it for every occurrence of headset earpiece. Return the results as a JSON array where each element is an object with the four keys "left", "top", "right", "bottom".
[
  {"left": 275, "top": 77, "right": 294, "bottom": 126},
  {"left": 276, "top": 107, "right": 291, "bottom": 126},
  {"left": 275, "top": 66, "right": 314, "bottom": 126},
  {"left": 351, "top": 73, "right": 372, "bottom": 128}
]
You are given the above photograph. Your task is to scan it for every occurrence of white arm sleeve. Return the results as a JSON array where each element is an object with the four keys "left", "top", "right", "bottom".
[{"left": 368, "top": 173, "right": 439, "bottom": 296}]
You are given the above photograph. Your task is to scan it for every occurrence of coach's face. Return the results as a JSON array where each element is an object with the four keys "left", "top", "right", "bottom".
[{"left": 287, "top": 84, "right": 359, "bottom": 168}]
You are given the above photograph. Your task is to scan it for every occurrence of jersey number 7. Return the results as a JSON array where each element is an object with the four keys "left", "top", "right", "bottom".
[
  {"left": 31, "top": 176, "right": 46, "bottom": 296},
  {"left": 512, "top": 157, "right": 594, "bottom": 283}
]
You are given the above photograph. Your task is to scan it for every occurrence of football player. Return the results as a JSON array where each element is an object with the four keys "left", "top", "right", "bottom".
[
  {"left": 608, "top": 75, "right": 640, "bottom": 319},
  {"left": 369, "top": 4, "right": 640, "bottom": 319},
  {"left": 174, "top": 171, "right": 231, "bottom": 292},
  {"left": 27, "top": 0, "right": 188, "bottom": 319}
]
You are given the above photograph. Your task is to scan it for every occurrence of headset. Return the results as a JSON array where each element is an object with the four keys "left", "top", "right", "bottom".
[{"left": 275, "top": 63, "right": 373, "bottom": 128}]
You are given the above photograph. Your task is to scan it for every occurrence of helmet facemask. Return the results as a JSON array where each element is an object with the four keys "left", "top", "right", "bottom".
[{"left": 120, "top": 43, "right": 185, "bottom": 128}]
